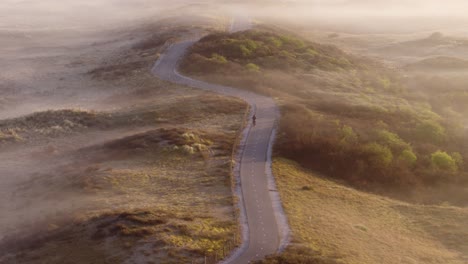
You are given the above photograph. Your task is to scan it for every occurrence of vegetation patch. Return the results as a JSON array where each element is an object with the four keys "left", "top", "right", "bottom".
[
  {"left": 182, "top": 30, "right": 376, "bottom": 74},
  {"left": 0, "top": 109, "right": 109, "bottom": 143},
  {"left": 0, "top": 208, "right": 236, "bottom": 264},
  {"left": 181, "top": 29, "right": 468, "bottom": 204}
]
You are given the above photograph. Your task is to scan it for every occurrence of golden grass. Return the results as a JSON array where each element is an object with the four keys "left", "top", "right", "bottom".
[
  {"left": 2, "top": 108, "right": 245, "bottom": 263},
  {"left": 1, "top": 61, "right": 247, "bottom": 264},
  {"left": 272, "top": 158, "right": 468, "bottom": 264}
]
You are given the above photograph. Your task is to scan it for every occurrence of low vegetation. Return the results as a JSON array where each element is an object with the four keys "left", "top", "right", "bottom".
[
  {"left": 181, "top": 29, "right": 468, "bottom": 262},
  {"left": 181, "top": 29, "right": 468, "bottom": 205},
  {"left": 0, "top": 92, "right": 246, "bottom": 147},
  {"left": 0, "top": 25, "right": 248, "bottom": 263},
  {"left": 1, "top": 107, "right": 246, "bottom": 263},
  {"left": 257, "top": 159, "right": 468, "bottom": 264},
  {"left": 0, "top": 109, "right": 110, "bottom": 143}
]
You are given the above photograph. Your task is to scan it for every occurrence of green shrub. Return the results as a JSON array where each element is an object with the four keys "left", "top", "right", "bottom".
[
  {"left": 363, "top": 142, "right": 393, "bottom": 168},
  {"left": 268, "top": 37, "right": 283, "bottom": 47},
  {"left": 431, "top": 151, "right": 457, "bottom": 171},
  {"left": 340, "top": 125, "right": 357, "bottom": 145},
  {"left": 398, "top": 149, "right": 417, "bottom": 166},
  {"left": 211, "top": 53, "right": 227, "bottom": 64},
  {"left": 376, "top": 129, "right": 410, "bottom": 151},
  {"left": 451, "top": 152, "right": 464, "bottom": 169},
  {"left": 186, "top": 30, "right": 360, "bottom": 73},
  {"left": 245, "top": 63, "right": 260, "bottom": 73},
  {"left": 415, "top": 120, "right": 446, "bottom": 143},
  {"left": 240, "top": 45, "right": 252, "bottom": 57}
]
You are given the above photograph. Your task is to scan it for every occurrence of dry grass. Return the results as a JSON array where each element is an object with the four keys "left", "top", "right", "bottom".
[
  {"left": 1, "top": 107, "right": 245, "bottom": 263},
  {"left": 0, "top": 91, "right": 247, "bottom": 260},
  {"left": 0, "top": 109, "right": 108, "bottom": 143},
  {"left": 0, "top": 22, "right": 248, "bottom": 264},
  {"left": 269, "top": 158, "right": 468, "bottom": 264},
  {"left": 176, "top": 27, "right": 468, "bottom": 263}
]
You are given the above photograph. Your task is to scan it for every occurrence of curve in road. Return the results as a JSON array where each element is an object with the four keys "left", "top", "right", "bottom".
[{"left": 152, "top": 22, "right": 290, "bottom": 264}]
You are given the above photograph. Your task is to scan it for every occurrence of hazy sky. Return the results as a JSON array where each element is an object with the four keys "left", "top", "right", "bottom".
[
  {"left": 1, "top": 0, "right": 468, "bottom": 32},
  {"left": 0, "top": 0, "right": 177, "bottom": 30}
]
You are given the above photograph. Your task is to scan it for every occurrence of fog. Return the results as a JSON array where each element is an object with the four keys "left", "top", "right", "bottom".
[
  {"left": 1, "top": 0, "right": 467, "bottom": 261},
  {"left": 247, "top": 0, "right": 468, "bottom": 34},
  {"left": 2, "top": 0, "right": 468, "bottom": 34},
  {"left": 0, "top": 0, "right": 178, "bottom": 30},
  {"left": 2, "top": 1, "right": 468, "bottom": 26}
]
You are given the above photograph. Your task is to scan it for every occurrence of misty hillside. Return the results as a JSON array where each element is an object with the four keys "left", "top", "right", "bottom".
[
  {"left": 180, "top": 26, "right": 468, "bottom": 264},
  {"left": 183, "top": 30, "right": 372, "bottom": 73},
  {"left": 182, "top": 29, "right": 468, "bottom": 206},
  {"left": 376, "top": 32, "right": 468, "bottom": 58},
  {"left": 405, "top": 56, "right": 468, "bottom": 70},
  {"left": 3, "top": 1, "right": 468, "bottom": 264}
]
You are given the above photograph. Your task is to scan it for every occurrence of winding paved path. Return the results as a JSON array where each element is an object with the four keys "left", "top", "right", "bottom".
[{"left": 152, "top": 18, "right": 289, "bottom": 263}]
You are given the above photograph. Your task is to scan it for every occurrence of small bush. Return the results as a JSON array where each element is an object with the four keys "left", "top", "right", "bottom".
[
  {"left": 451, "top": 152, "right": 464, "bottom": 169},
  {"left": 376, "top": 129, "right": 410, "bottom": 152},
  {"left": 363, "top": 142, "right": 393, "bottom": 168},
  {"left": 431, "top": 151, "right": 457, "bottom": 172},
  {"left": 415, "top": 120, "right": 446, "bottom": 143},
  {"left": 211, "top": 53, "right": 228, "bottom": 64},
  {"left": 245, "top": 63, "right": 261, "bottom": 73},
  {"left": 398, "top": 149, "right": 417, "bottom": 166},
  {"left": 340, "top": 125, "right": 358, "bottom": 145},
  {"left": 182, "top": 145, "right": 195, "bottom": 155}
]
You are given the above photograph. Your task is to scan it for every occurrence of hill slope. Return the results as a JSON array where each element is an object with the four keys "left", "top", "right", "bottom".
[
  {"left": 181, "top": 28, "right": 468, "bottom": 263},
  {"left": 405, "top": 56, "right": 468, "bottom": 70}
]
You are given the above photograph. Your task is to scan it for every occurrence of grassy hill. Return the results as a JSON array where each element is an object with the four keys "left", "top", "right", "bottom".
[
  {"left": 0, "top": 23, "right": 249, "bottom": 263},
  {"left": 181, "top": 29, "right": 467, "bottom": 204},
  {"left": 181, "top": 29, "right": 468, "bottom": 262},
  {"left": 0, "top": 95, "right": 248, "bottom": 264},
  {"left": 182, "top": 30, "right": 370, "bottom": 73}
]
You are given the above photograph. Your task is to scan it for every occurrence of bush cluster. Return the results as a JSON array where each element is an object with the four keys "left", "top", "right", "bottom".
[{"left": 277, "top": 103, "right": 466, "bottom": 193}]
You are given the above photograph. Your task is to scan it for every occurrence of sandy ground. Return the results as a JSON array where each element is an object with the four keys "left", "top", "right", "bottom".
[
  {"left": 0, "top": 0, "right": 232, "bottom": 119},
  {"left": 0, "top": 25, "right": 159, "bottom": 119},
  {"left": 0, "top": 3, "right": 247, "bottom": 263}
]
